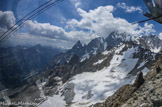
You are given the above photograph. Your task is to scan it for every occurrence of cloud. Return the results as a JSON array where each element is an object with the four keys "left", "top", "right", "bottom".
[
  {"left": 117, "top": 2, "right": 142, "bottom": 13},
  {"left": 4, "top": 6, "right": 156, "bottom": 49},
  {"left": 70, "top": 0, "right": 81, "bottom": 8},
  {"left": 20, "top": 5, "right": 155, "bottom": 48},
  {"left": 67, "top": 30, "right": 98, "bottom": 43},
  {"left": 159, "top": 33, "right": 162, "bottom": 40},
  {"left": 25, "top": 20, "right": 98, "bottom": 45},
  {"left": 67, "top": 6, "right": 155, "bottom": 37},
  {"left": 25, "top": 20, "right": 68, "bottom": 40},
  {"left": 0, "top": 11, "right": 16, "bottom": 31}
]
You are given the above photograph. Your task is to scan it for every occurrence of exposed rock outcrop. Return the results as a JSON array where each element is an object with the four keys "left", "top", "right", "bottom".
[
  {"left": 133, "top": 72, "right": 144, "bottom": 88},
  {"left": 62, "top": 83, "right": 75, "bottom": 104}
]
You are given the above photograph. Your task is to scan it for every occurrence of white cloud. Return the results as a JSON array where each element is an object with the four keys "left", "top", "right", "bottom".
[
  {"left": 25, "top": 20, "right": 98, "bottom": 45},
  {"left": 159, "top": 33, "right": 162, "bottom": 40},
  {"left": 117, "top": 3, "right": 142, "bottom": 13},
  {"left": 67, "top": 30, "right": 98, "bottom": 43},
  {"left": 67, "top": 6, "right": 155, "bottom": 37},
  {"left": 0, "top": 11, "right": 16, "bottom": 31},
  {"left": 70, "top": 0, "right": 81, "bottom": 8},
  {"left": 21, "top": 5, "right": 155, "bottom": 48},
  {"left": 25, "top": 20, "right": 68, "bottom": 40},
  {"left": 3, "top": 6, "right": 156, "bottom": 49}
]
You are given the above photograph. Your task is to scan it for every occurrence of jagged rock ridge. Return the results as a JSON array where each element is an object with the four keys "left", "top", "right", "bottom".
[{"left": 48, "top": 31, "right": 162, "bottom": 69}]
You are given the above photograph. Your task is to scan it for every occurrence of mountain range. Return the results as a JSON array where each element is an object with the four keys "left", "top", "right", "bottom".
[
  {"left": 0, "top": 31, "right": 162, "bottom": 107},
  {"left": 48, "top": 31, "right": 162, "bottom": 68},
  {"left": 40, "top": 31, "right": 162, "bottom": 107}
]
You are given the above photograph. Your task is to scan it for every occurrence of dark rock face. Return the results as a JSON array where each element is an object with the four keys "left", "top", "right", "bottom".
[
  {"left": 156, "top": 67, "right": 161, "bottom": 73},
  {"left": 133, "top": 72, "right": 144, "bottom": 88},
  {"left": 69, "top": 54, "right": 79, "bottom": 66}
]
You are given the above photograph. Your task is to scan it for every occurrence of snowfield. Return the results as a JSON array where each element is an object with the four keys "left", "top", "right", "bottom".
[
  {"left": 68, "top": 44, "right": 139, "bottom": 106},
  {"left": 69, "top": 68, "right": 136, "bottom": 107}
]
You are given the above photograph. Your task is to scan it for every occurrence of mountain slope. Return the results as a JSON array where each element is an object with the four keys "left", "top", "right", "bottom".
[
  {"left": 39, "top": 42, "right": 160, "bottom": 107},
  {"left": 92, "top": 54, "right": 162, "bottom": 107},
  {"left": 3, "top": 31, "right": 161, "bottom": 107},
  {"left": 0, "top": 45, "right": 64, "bottom": 90}
]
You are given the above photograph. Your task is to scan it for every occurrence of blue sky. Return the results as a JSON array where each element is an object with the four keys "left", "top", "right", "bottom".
[{"left": 0, "top": 0, "right": 162, "bottom": 48}]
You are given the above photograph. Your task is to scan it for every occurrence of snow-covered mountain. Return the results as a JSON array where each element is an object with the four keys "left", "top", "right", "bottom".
[
  {"left": 105, "top": 31, "right": 162, "bottom": 53},
  {"left": 48, "top": 31, "right": 162, "bottom": 69},
  {"left": 39, "top": 42, "right": 160, "bottom": 107},
  {"left": 5, "top": 31, "right": 162, "bottom": 107},
  {"left": 47, "top": 37, "right": 106, "bottom": 66},
  {"left": 38, "top": 31, "right": 162, "bottom": 107}
]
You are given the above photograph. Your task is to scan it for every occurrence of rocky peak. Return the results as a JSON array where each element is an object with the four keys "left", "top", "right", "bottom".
[
  {"left": 72, "top": 40, "right": 83, "bottom": 50},
  {"left": 86, "top": 37, "right": 105, "bottom": 54},
  {"left": 105, "top": 31, "right": 133, "bottom": 47}
]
